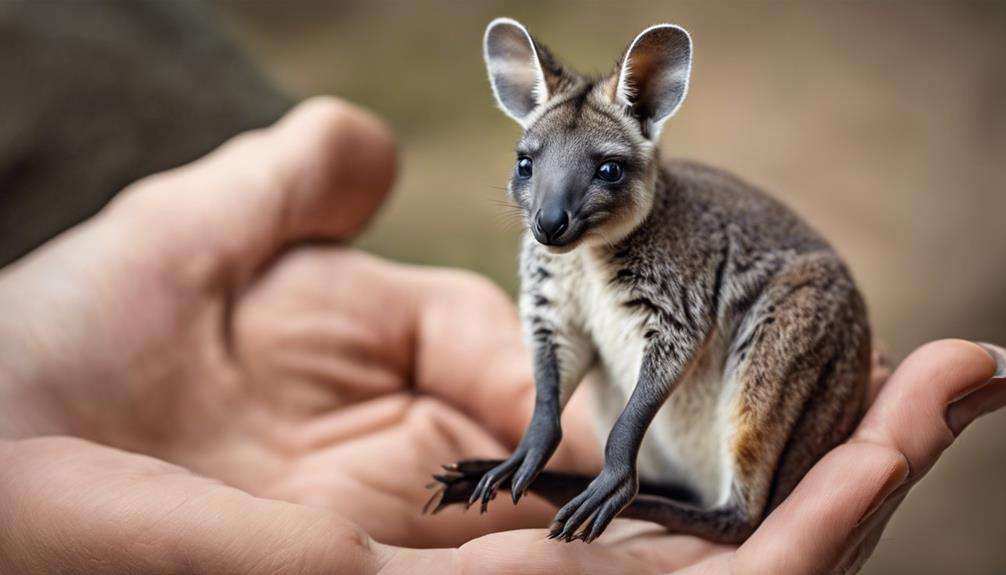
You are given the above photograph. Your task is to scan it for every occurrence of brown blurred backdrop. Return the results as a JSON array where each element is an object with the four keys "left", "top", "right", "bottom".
[
  {"left": 213, "top": 2, "right": 1006, "bottom": 572},
  {"left": 1, "top": 1, "right": 1002, "bottom": 573}
]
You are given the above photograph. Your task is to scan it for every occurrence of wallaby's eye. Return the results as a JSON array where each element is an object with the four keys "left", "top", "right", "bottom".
[
  {"left": 516, "top": 156, "right": 533, "bottom": 179},
  {"left": 596, "top": 161, "right": 624, "bottom": 183}
]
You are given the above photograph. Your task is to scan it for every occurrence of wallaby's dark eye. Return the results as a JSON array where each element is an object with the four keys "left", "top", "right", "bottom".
[
  {"left": 596, "top": 161, "right": 624, "bottom": 183},
  {"left": 516, "top": 157, "right": 533, "bottom": 179}
]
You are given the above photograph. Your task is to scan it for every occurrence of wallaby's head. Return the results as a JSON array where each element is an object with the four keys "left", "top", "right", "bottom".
[{"left": 484, "top": 18, "right": 692, "bottom": 253}]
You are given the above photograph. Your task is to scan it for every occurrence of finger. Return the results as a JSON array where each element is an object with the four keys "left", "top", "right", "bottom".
[
  {"left": 833, "top": 490, "right": 907, "bottom": 574},
  {"left": 733, "top": 442, "right": 909, "bottom": 575},
  {"left": 1, "top": 437, "right": 380, "bottom": 575},
  {"left": 853, "top": 338, "right": 997, "bottom": 479},
  {"left": 108, "top": 96, "right": 396, "bottom": 286},
  {"left": 946, "top": 342, "right": 1006, "bottom": 435},
  {"left": 234, "top": 246, "right": 601, "bottom": 469}
]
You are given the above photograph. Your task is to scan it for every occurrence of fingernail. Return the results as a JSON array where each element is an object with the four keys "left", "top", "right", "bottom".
[{"left": 976, "top": 342, "right": 1006, "bottom": 381}]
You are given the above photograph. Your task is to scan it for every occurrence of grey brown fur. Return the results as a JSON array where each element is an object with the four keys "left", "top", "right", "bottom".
[{"left": 427, "top": 19, "right": 870, "bottom": 544}]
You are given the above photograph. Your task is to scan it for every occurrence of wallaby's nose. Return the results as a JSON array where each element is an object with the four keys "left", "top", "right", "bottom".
[{"left": 535, "top": 207, "right": 569, "bottom": 243}]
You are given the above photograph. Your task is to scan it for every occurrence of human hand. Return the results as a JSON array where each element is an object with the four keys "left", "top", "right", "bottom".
[
  {"left": 1, "top": 97, "right": 1003, "bottom": 575},
  {"left": 0, "top": 97, "right": 672, "bottom": 574}
]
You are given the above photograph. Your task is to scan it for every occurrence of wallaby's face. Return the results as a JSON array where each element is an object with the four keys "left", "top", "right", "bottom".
[{"left": 484, "top": 18, "right": 692, "bottom": 252}]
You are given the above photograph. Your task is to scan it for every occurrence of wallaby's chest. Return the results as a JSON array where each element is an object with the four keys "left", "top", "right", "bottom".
[{"left": 549, "top": 251, "right": 731, "bottom": 505}]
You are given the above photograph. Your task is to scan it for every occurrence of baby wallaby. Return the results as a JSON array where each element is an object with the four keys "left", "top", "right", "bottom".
[{"left": 426, "top": 18, "right": 871, "bottom": 544}]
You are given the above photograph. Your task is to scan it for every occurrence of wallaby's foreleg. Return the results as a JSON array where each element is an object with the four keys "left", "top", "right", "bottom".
[
  {"left": 546, "top": 342, "right": 693, "bottom": 542},
  {"left": 459, "top": 254, "right": 594, "bottom": 511}
]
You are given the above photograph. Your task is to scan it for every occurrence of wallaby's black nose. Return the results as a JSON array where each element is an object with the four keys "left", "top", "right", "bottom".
[{"left": 535, "top": 208, "right": 569, "bottom": 243}]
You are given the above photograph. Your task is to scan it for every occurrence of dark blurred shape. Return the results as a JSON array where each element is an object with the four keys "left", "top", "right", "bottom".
[{"left": 0, "top": 1, "right": 289, "bottom": 266}]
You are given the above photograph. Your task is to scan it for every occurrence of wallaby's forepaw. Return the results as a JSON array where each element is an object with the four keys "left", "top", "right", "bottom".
[
  {"left": 548, "top": 470, "right": 637, "bottom": 543},
  {"left": 423, "top": 459, "right": 504, "bottom": 515}
]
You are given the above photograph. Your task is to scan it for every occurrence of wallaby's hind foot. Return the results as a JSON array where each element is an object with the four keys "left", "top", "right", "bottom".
[
  {"left": 424, "top": 459, "right": 594, "bottom": 516},
  {"left": 423, "top": 460, "right": 498, "bottom": 515}
]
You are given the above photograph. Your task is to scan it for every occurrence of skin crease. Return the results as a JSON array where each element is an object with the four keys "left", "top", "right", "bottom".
[{"left": 0, "top": 97, "right": 1003, "bottom": 574}]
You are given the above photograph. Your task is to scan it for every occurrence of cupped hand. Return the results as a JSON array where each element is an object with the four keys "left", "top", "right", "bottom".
[
  {"left": 0, "top": 97, "right": 651, "bottom": 574},
  {"left": 0, "top": 98, "right": 1003, "bottom": 575}
]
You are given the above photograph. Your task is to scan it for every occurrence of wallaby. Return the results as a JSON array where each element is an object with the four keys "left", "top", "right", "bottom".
[{"left": 425, "top": 18, "right": 871, "bottom": 545}]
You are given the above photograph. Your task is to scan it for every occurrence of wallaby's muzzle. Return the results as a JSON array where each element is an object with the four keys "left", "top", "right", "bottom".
[{"left": 533, "top": 206, "right": 569, "bottom": 245}]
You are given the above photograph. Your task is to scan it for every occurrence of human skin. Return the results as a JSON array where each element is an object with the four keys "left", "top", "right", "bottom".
[{"left": 0, "top": 98, "right": 1003, "bottom": 574}]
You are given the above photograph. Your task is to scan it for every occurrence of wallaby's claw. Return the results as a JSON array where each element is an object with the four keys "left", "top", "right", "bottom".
[{"left": 423, "top": 459, "right": 505, "bottom": 515}]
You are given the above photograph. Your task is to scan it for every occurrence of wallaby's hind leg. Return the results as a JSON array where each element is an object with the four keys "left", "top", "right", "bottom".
[
  {"left": 545, "top": 254, "right": 869, "bottom": 544},
  {"left": 625, "top": 253, "right": 870, "bottom": 544}
]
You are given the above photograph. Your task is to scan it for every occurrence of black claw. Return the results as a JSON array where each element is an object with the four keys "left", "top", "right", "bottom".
[
  {"left": 468, "top": 477, "right": 487, "bottom": 507},
  {"left": 480, "top": 486, "right": 492, "bottom": 513},
  {"left": 558, "top": 523, "right": 577, "bottom": 542}
]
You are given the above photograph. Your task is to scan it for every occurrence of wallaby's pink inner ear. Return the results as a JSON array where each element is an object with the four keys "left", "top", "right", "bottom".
[
  {"left": 484, "top": 18, "right": 549, "bottom": 125},
  {"left": 615, "top": 24, "right": 692, "bottom": 136}
]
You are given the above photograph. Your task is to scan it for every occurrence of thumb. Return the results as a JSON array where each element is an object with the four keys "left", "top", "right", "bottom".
[
  {"left": 107, "top": 96, "right": 396, "bottom": 286},
  {"left": 0, "top": 437, "right": 383, "bottom": 575}
]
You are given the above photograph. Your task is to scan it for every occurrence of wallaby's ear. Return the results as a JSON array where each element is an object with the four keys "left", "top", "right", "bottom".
[
  {"left": 613, "top": 24, "right": 692, "bottom": 139},
  {"left": 484, "top": 18, "right": 562, "bottom": 126}
]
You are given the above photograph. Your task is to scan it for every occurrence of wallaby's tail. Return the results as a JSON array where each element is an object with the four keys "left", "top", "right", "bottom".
[{"left": 425, "top": 458, "right": 750, "bottom": 543}]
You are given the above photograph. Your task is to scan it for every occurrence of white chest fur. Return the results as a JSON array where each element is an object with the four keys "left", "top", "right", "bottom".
[{"left": 555, "top": 250, "right": 734, "bottom": 507}]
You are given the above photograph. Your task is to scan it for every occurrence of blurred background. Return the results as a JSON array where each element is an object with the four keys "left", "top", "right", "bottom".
[{"left": 2, "top": 2, "right": 1004, "bottom": 573}]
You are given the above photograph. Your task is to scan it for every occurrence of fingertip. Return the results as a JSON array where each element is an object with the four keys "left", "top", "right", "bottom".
[
  {"left": 275, "top": 96, "right": 398, "bottom": 241},
  {"left": 901, "top": 339, "right": 997, "bottom": 392}
]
